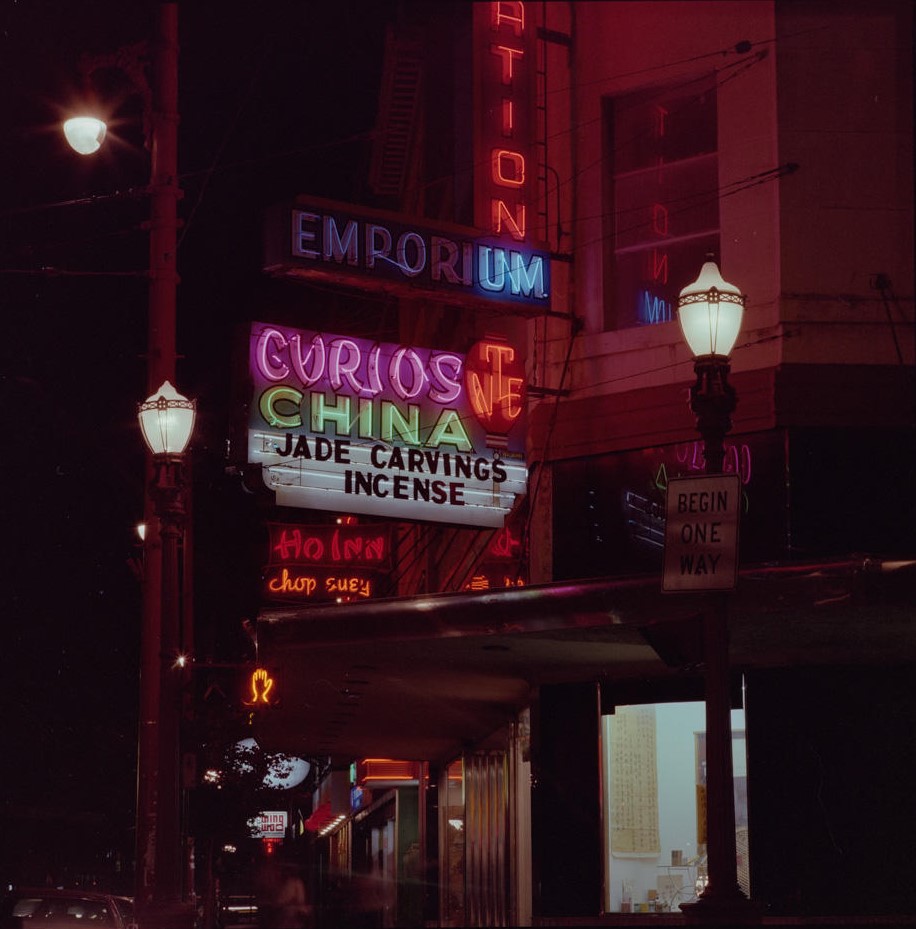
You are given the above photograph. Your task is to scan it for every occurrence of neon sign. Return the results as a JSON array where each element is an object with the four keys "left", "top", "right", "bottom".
[
  {"left": 264, "top": 568, "right": 375, "bottom": 602},
  {"left": 248, "top": 322, "right": 528, "bottom": 527},
  {"left": 244, "top": 668, "right": 274, "bottom": 706},
  {"left": 264, "top": 197, "right": 550, "bottom": 311},
  {"left": 474, "top": 1, "right": 535, "bottom": 242},
  {"left": 465, "top": 573, "right": 525, "bottom": 591},
  {"left": 639, "top": 289, "right": 673, "bottom": 325},
  {"left": 268, "top": 523, "right": 391, "bottom": 570}
]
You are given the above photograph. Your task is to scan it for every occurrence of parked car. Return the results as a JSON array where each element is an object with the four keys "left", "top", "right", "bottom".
[{"left": 0, "top": 887, "right": 137, "bottom": 928}]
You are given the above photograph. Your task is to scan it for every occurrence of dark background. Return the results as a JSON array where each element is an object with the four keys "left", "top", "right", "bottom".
[{"left": 0, "top": 0, "right": 398, "bottom": 885}]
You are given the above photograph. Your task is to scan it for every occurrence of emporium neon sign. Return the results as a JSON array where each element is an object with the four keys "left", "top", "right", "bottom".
[
  {"left": 248, "top": 322, "right": 528, "bottom": 527},
  {"left": 265, "top": 198, "right": 550, "bottom": 311}
]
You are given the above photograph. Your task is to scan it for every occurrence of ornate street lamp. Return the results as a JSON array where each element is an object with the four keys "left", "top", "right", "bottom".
[
  {"left": 678, "top": 257, "right": 744, "bottom": 475},
  {"left": 63, "top": 116, "right": 108, "bottom": 154},
  {"left": 138, "top": 381, "right": 195, "bottom": 923},
  {"left": 676, "top": 257, "right": 757, "bottom": 922},
  {"left": 139, "top": 380, "right": 196, "bottom": 459}
]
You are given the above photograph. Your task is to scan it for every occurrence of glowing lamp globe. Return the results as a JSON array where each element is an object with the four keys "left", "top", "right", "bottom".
[
  {"left": 138, "top": 381, "right": 196, "bottom": 456},
  {"left": 676, "top": 259, "right": 745, "bottom": 359},
  {"left": 63, "top": 116, "right": 107, "bottom": 155}
]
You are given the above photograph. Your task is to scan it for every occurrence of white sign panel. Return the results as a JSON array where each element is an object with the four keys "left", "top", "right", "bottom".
[
  {"left": 248, "top": 810, "right": 288, "bottom": 838},
  {"left": 662, "top": 473, "right": 741, "bottom": 592},
  {"left": 248, "top": 322, "right": 528, "bottom": 527}
]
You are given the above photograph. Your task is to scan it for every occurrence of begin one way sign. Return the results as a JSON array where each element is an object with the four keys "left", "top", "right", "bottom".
[{"left": 662, "top": 473, "right": 741, "bottom": 593}]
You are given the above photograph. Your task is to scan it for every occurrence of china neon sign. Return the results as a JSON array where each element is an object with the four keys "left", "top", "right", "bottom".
[{"left": 248, "top": 322, "right": 528, "bottom": 527}]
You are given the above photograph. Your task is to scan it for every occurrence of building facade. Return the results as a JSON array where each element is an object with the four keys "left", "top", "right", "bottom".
[{"left": 219, "top": 2, "right": 915, "bottom": 926}]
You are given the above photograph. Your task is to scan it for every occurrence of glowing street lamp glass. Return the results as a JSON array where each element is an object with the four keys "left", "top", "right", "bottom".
[
  {"left": 138, "top": 381, "right": 196, "bottom": 456},
  {"left": 63, "top": 116, "right": 107, "bottom": 155},
  {"left": 677, "top": 259, "right": 745, "bottom": 359}
]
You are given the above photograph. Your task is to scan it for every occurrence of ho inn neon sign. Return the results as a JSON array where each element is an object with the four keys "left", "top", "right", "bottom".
[{"left": 248, "top": 322, "right": 528, "bottom": 527}]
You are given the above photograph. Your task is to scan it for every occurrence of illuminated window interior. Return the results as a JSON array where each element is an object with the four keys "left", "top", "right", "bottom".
[{"left": 601, "top": 701, "right": 749, "bottom": 913}]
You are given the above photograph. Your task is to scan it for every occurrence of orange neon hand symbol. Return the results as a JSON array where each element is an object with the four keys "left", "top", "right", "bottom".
[{"left": 245, "top": 668, "right": 274, "bottom": 706}]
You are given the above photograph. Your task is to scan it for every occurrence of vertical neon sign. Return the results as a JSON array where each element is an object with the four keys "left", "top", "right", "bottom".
[{"left": 475, "top": 1, "right": 535, "bottom": 242}]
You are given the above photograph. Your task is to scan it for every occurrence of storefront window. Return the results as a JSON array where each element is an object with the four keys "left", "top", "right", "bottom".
[
  {"left": 601, "top": 701, "right": 749, "bottom": 913},
  {"left": 606, "top": 76, "right": 719, "bottom": 330}
]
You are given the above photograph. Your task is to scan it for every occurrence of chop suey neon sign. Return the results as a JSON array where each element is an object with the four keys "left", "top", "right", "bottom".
[{"left": 248, "top": 322, "right": 528, "bottom": 527}]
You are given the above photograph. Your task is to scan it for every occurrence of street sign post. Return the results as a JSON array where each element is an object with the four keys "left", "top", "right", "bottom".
[{"left": 662, "top": 473, "right": 741, "bottom": 592}]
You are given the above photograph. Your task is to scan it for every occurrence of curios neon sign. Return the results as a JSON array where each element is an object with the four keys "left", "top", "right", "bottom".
[{"left": 247, "top": 322, "right": 528, "bottom": 527}]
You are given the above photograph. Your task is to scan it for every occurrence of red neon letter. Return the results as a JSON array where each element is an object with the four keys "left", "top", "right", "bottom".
[
  {"left": 492, "top": 0, "right": 524, "bottom": 35},
  {"left": 492, "top": 149, "right": 525, "bottom": 187},
  {"left": 468, "top": 342, "right": 524, "bottom": 423},
  {"left": 490, "top": 44, "right": 524, "bottom": 84},
  {"left": 491, "top": 199, "right": 526, "bottom": 240},
  {"left": 652, "top": 248, "right": 669, "bottom": 284},
  {"left": 651, "top": 203, "right": 669, "bottom": 236},
  {"left": 501, "top": 98, "right": 514, "bottom": 135}
]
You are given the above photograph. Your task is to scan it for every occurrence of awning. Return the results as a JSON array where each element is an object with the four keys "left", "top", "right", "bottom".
[
  {"left": 254, "top": 557, "right": 916, "bottom": 765},
  {"left": 302, "top": 801, "right": 335, "bottom": 833}
]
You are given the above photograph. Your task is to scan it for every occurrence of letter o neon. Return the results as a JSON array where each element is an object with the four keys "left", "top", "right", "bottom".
[
  {"left": 389, "top": 347, "right": 426, "bottom": 400},
  {"left": 396, "top": 231, "right": 427, "bottom": 277},
  {"left": 492, "top": 149, "right": 525, "bottom": 188}
]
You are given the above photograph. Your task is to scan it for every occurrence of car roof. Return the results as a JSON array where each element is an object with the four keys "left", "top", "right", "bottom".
[{"left": 4, "top": 887, "right": 132, "bottom": 902}]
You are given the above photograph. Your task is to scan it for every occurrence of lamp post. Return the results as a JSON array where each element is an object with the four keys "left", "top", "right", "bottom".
[
  {"left": 63, "top": 4, "right": 182, "bottom": 922},
  {"left": 138, "top": 381, "right": 195, "bottom": 924},
  {"left": 676, "top": 257, "right": 757, "bottom": 922}
]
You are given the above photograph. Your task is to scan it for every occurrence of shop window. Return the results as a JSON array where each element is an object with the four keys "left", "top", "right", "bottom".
[
  {"left": 600, "top": 701, "right": 749, "bottom": 913},
  {"left": 605, "top": 76, "right": 720, "bottom": 330}
]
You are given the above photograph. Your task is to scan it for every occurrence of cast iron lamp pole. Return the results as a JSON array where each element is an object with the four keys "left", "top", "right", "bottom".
[
  {"left": 676, "top": 258, "right": 757, "bottom": 922},
  {"left": 64, "top": 4, "right": 181, "bottom": 921},
  {"left": 138, "top": 382, "right": 195, "bottom": 923}
]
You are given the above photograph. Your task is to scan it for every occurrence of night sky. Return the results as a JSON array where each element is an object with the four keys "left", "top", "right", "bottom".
[{"left": 0, "top": 0, "right": 398, "bottom": 884}]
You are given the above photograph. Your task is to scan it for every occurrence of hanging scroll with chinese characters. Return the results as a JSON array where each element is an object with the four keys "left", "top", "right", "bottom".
[{"left": 610, "top": 705, "right": 661, "bottom": 856}]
